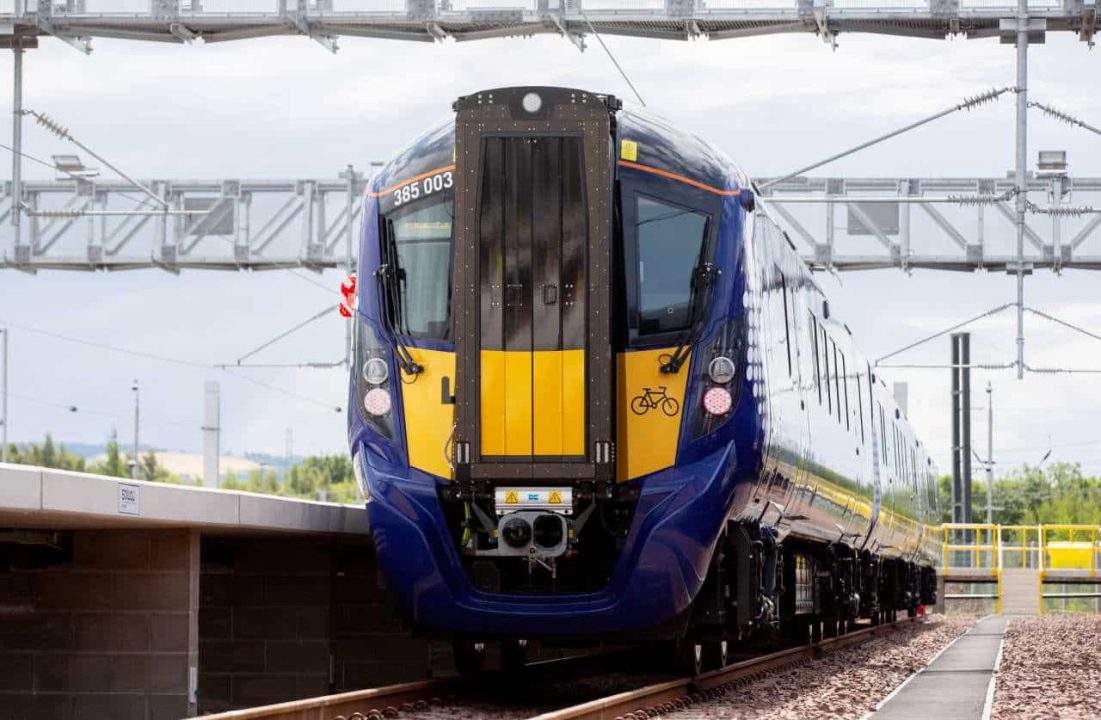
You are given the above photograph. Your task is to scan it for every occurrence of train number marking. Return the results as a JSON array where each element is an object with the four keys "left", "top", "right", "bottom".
[
  {"left": 630, "top": 386, "right": 680, "bottom": 417},
  {"left": 392, "top": 170, "right": 453, "bottom": 207}
]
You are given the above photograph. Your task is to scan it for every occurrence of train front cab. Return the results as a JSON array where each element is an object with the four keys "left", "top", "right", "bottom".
[{"left": 352, "top": 87, "right": 756, "bottom": 648}]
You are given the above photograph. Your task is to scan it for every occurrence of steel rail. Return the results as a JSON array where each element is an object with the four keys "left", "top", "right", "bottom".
[
  {"left": 528, "top": 619, "right": 914, "bottom": 720},
  {"left": 197, "top": 649, "right": 623, "bottom": 720},
  {"left": 196, "top": 676, "right": 463, "bottom": 720}
]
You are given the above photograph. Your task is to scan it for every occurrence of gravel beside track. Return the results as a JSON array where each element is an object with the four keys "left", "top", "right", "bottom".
[
  {"left": 643, "top": 616, "right": 974, "bottom": 720},
  {"left": 992, "top": 615, "right": 1101, "bottom": 720}
]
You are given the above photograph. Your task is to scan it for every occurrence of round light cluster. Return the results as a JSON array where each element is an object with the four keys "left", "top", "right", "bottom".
[
  {"left": 708, "top": 356, "right": 736, "bottom": 385},
  {"left": 363, "top": 357, "right": 389, "bottom": 385},
  {"left": 703, "top": 386, "right": 733, "bottom": 416},
  {"left": 363, "top": 387, "right": 392, "bottom": 417}
]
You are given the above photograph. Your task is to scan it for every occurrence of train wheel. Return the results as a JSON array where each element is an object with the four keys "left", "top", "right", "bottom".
[
  {"left": 500, "top": 638, "right": 528, "bottom": 671},
  {"left": 453, "top": 639, "right": 486, "bottom": 674},
  {"left": 698, "top": 641, "right": 728, "bottom": 672},
  {"left": 674, "top": 640, "right": 704, "bottom": 676}
]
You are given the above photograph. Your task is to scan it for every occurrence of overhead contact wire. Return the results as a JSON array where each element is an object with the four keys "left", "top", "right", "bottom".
[
  {"left": 581, "top": 12, "right": 647, "bottom": 108},
  {"left": 761, "top": 87, "right": 1014, "bottom": 189}
]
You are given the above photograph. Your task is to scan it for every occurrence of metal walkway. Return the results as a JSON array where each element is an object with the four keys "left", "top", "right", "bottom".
[
  {"left": 871, "top": 615, "right": 1006, "bottom": 720},
  {"left": 0, "top": 0, "right": 1096, "bottom": 51}
]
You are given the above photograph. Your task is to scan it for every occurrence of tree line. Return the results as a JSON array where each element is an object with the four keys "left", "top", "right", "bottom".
[
  {"left": 7, "top": 433, "right": 1101, "bottom": 522},
  {"left": 4, "top": 432, "right": 360, "bottom": 504},
  {"left": 936, "top": 461, "right": 1101, "bottom": 526}
]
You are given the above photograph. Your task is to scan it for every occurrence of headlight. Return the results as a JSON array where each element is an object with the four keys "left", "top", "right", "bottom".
[
  {"left": 521, "top": 92, "right": 542, "bottom": 114},
  {"left": 363, "top": 357, "right": 389, "bottom": 385},
  {"left": 363, "top": 388, "right": 392, "bottom": 417},
  {"left": 708, "top": 356, "right": 736, "bottom": 384},
  {"left": 703, "top": 386, "right": 733, "bottom": 416}
]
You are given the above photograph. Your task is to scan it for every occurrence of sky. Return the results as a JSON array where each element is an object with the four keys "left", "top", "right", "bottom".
[{"left": 1, "top": 25, "right": 1100, "bottom": 477}]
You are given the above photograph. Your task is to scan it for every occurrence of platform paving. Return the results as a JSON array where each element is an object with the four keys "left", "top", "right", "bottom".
[{"left": 870, "top": 615, "right": 1006, "bottom": 720}]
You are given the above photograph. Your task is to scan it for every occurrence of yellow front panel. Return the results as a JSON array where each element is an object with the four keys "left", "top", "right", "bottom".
[
  {"left": 504, "top": 351, "right": 533, "bottom": 455},
  {"left": 479, "top": 350, "right": 507, "bottom": 456},
  {"left": 616, "top": 348, "right": 689, "bottom": 482},
  {"left": 562, "top": 350, "right": 586, "bottom": 455},
  {"left": 400, "top": 348, "right": 455, "bottom": 479},
  {"left": 533, "top": 349, "right": 586, "bottom": 457},
  {"left": 533, "top": 351, "right": 564, "bottom": 455}
]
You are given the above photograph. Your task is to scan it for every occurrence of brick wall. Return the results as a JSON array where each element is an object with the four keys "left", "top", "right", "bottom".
[
  {"left": 0, "top": 528, "right": 199, "bottom": 720},
  {"left": 197, "top": 537, "right": 427, "bottom": 714}
]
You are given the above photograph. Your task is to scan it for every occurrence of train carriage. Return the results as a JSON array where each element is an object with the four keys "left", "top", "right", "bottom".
[{"left": 348, "top": 86, "right": 940, "bottom": 671}]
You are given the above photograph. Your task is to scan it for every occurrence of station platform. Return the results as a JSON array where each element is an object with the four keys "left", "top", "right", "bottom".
[
  {"left": 0, "top": 463, "right": 434, "bottom": 720},
  {"left": 871, "top": 615, "right": 1006, "bottom": 720}
]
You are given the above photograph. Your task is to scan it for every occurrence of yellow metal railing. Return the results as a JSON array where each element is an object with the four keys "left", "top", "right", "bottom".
[
  {"left": 939, "top": 524, "right": 1101, "bottom": 615},
  {"left": 998, "top": 525, "right": 1042, "bottom": 570},
  {"left": 939, "top": 524, "right": 1101, "bottom": 574},
  {"left": 941, "top": 523, "right": 1000, "bottom": 577}
]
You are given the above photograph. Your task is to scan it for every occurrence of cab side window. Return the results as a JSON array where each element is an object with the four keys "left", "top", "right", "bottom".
[{"left": 629, "top": 195, "right": 712, "bottom": 341}]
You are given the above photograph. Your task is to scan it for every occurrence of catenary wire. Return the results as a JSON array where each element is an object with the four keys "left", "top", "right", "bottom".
[
  {"left": 581, "top": 12, "right": 647, "bottom": 108},
  {"left": 0, "top": 320, "right": 342, "bottom": 411},
  {"left": 875, "top": 302, "right": 1016, "bottom": 365}
]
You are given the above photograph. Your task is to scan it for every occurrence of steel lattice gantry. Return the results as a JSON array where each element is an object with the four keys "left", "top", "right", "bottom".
[
  {"left": 0, "top": 0, "right": 1097, "bottom": 51},
  {"left": 3, "top": 171, "right": 1099, "bottom": 272},
  {"left": 762, "top": 174, "right": 1101, "bottom": 272},
  {"left": 0, "top": 171, "right": 367, "bottom": 271}
]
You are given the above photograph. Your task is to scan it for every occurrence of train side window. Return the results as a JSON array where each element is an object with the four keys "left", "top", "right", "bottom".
[
  {"left": 822, "top": 327, "right": 832, "bottom": 414},
  {"left": 810, "top": 313, "right": 822, "bottom": 404},
  {"left": 631, "top": 195, "right": 711, "bottom": 340},
  {"left": 779, "top": 271, "right": 792, "bottom": 377},
  {"left": 840, "top": 350, "right": 850, "bottom": 431},
  {"left": 867, "top": 363, "right": 874, "bottom": 440},
  {"left": 834, "top": 343, "right": 845, "bottom": 428},
  {"left": 879, "top": 405, "right": 887, "bottom": 466},
  {"left": 856, "top": 368, "right": 865, "bottom": 443},
  {"left": 894, "top": 424, "right": 902, "bottom": 474}
]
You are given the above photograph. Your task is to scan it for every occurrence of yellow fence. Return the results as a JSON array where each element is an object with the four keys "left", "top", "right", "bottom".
[
  {"left": 940, "top": 524, "right": 1101, "bottom": 614},
  {"left": 940, "top": 523, "right": 1101, "bottom": 576}
]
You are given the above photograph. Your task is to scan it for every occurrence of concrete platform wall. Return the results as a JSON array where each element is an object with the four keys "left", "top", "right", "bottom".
[
  {"left": 197, "top": 537, "right": 428, "bottom": 714},
  {"left": 0, "top": 529, "right": 199, "bottom": 720},
  {"left": 0, "top": 465, "right": 435, "bottom": 718}
]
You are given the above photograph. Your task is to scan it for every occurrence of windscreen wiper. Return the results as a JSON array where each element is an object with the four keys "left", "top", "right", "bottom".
[
  {"left": 660, "top": 258, "right": 717, "bottom": 375},
  {"left": 375, "top": 220, "right": 423, "bottom": 376}
]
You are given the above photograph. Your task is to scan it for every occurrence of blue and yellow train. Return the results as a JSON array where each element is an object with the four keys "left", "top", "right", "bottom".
[{"left": 348, "top": 86, "right": 940, "bottom": 671}]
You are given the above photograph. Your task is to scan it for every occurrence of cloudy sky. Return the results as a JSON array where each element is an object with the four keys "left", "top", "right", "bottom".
[{"left": 2, "top": 25, "right": 1100, "bottom": 478}]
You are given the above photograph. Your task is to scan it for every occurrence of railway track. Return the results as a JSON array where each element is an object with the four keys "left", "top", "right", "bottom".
[{"left": 200, "top": 619, "right": 913, "bottom": 720}]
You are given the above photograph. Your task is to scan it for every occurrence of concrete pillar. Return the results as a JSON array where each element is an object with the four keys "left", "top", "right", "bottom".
[
  {"left": 893, "top": 381, "right": 908, "bottom": 418},
  {"left": 202, "top": 381, "right": 220, "bottom": 488}
]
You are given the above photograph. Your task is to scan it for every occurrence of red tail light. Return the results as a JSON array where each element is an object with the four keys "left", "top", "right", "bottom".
[{"left": 339, "top": 274, "right": 357, "bottom": 318}]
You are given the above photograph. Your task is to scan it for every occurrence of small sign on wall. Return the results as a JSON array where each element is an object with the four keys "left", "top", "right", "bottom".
[{"left": 118, "top": 484, "right": 141, "bottom": 515}]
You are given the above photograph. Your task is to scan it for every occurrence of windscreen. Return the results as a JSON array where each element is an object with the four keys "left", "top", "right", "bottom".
[{"left": 383, "top": 198, "right": 453, "bottom": 340}]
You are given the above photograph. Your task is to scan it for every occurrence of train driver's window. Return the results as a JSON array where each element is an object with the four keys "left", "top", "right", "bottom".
[
  {"left": 381, "top": 197, "right": 454, "bottom": 340},
  {"left": 633, "top": 196, "right": 710, "bottom": 338}
]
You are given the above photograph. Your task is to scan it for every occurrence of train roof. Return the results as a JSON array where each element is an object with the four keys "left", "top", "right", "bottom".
[{"left": 368, "top": 90, "right": 748, "bottom": 198}]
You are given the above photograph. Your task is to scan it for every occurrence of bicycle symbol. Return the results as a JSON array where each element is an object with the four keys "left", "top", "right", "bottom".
[{"left": 630, "top": 386, "right": 681, "bottom": 417}]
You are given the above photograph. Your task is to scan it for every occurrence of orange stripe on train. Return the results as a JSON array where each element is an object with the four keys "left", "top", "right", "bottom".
[{"left": 617, "top": 160, "right": 741, "bottom": 197}]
